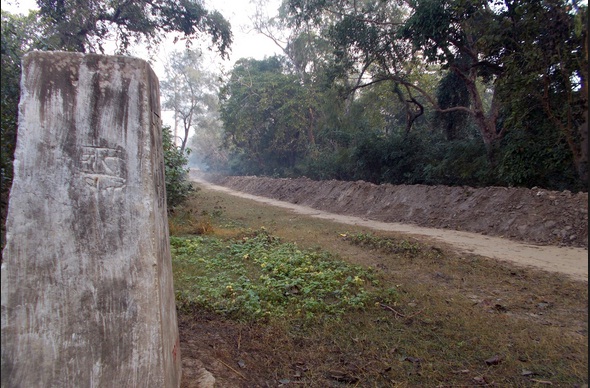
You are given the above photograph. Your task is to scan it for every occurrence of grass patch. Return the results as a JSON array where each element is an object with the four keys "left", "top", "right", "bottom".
[
  {"left": 172, "top": 229, "right": 397, "bottom": 322},
  {"left": 171, "top": 185, "right": 588, "bottom": 387},
  {"left": 341, "top": 231, "right": 423, "bottom": 255}
]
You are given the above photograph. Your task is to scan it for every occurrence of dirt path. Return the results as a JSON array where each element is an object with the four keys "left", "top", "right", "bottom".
[{"left": 192, "top": 177, "right": 588, "bottom": 282}]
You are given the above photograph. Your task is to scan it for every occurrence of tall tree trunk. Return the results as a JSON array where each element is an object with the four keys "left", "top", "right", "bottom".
[
  {"left": 577, "top": 110, "right": 588, "bottom": 188},
  {"left": 462, "top": 70, "right": 503, "bottom": 162},
  {"left": 307, "top": 107, "right": 316, "bottom": 145},
  {"left": 541, "top": 73, "right": 588, "bottom": 189}
]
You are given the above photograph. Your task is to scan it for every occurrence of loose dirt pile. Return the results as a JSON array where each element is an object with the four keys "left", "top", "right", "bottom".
[{"left": 199, "top": 172, "right": 588, "bottom": 249}]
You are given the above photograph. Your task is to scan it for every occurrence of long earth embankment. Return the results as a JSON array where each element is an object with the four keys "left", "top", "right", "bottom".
[{"left": 197, "top": 172, "right": 588, "bottom": 249}]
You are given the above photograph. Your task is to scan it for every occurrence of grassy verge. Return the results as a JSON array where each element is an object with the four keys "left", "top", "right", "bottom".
[
  {"left": 171, "top": 230, "right": 393, "bottom": 322},
  {"left": 170, "top": 184, "right": 588, "bottom": 387}
]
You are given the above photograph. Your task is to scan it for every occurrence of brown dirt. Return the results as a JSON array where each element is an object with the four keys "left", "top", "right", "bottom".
[
  {"left": 179, "top": 171, "right": 588, "bottom": 387},
  {"left": 199, "top": 172, "right": 588, "bottom": 249},
  {"left": 189, "top": 174, "right": 588, "bottom": 281}
]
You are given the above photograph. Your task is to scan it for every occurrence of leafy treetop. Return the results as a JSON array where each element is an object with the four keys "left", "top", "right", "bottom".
[{"left": 36, "top": 0, "right": 233, "bottom": 57}]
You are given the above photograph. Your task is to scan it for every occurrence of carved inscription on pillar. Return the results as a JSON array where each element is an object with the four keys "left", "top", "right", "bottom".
[{"left": 79, "top": 145, "right": 127, "bottom": 190}]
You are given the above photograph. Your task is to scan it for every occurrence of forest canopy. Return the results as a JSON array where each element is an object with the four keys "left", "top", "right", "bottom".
[{"left": 215, "top": 0, "right": 587, "bottom": 191}]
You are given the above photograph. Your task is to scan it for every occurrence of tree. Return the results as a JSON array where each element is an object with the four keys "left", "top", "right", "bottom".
[
  {"left": 491, "top": 0, "right": 588, "bottom": 186},
  {"left": 399, "top": 1, "right": 507, "bottom": 150},
  {"left": 286, "top": 0, "right": 430, "bottom": 131},
  {"left": 186, "top": 94, "right": 228, "bottom": 171},
  {"left": 1, "top": 10, "right": 51, "bottom": 248},
  {"left": 286, "top": 0, "right": 505, "bottom": 152},
  {"left": 251, "top": 0, "right": 335, "bottom": 85},
  {"left": 286, "top": 0, "right": 587, "bottom": 182},
  {"left": 435, "top": 62, "right": 472, "bottom": 141},
  {"left": 160, "top": 48, "right": 219, "bottom": 152},
  {"left": 36, "top": 0, "right": 233, "bottom": 57},
  {"left": 219, "top": 57, "right": 314, "bottom": 175}
]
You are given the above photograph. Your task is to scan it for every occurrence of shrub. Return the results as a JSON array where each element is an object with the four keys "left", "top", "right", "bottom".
[{"left": 162, "top": 125, "right": 193, "bottom": 210}]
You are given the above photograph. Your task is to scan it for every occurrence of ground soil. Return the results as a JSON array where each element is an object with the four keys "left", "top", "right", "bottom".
[
  {"left": 181, "top": 171, "right": 588, "bottom": 387},
  {"left": 199, "top": 172, "right": 588, "bottom": 250},
  {"left": 191, "top": 172, "right": 588, "bottom": 281}
]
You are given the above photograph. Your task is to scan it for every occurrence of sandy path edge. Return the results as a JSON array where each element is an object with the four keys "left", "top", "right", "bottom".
[{"left": 191, "top": 177, "right": 588, "bottom": 282}]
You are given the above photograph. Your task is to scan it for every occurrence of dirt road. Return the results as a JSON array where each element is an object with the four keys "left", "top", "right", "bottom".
[{"left": 191, "top": 176, "right": 588, "bottom": 282}]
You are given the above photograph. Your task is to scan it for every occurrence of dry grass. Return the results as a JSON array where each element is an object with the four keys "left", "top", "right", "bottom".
[
  {"left": 168, "top": 206, "right": 214, "bottom": 236},
  {"left": 172, "top": 184, "right": 588, "bottom": 387}
]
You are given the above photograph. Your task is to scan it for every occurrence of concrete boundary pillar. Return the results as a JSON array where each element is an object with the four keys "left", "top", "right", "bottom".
[{"left": 1, "top": 51, "right": 181, "bottom": 387}]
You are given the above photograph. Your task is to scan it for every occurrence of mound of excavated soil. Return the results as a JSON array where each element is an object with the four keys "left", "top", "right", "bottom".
[{"left": 198, "top": 172, "right": 588, "bottom": 249}]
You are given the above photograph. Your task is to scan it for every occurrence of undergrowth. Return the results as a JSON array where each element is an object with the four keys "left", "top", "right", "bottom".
[
  {"left": 171, "top": 228, "right": 397, "bottom": 322},
  {"left": 341, "top": 231, "right": 423, "bottom": 255}
]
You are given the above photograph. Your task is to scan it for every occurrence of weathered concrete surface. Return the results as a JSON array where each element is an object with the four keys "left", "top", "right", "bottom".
[{"left": 1, "top": 52, "right": 181, "bottom": 387}]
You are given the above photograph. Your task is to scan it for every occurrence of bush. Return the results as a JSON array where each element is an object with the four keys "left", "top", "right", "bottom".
[
  {"left": 352, "top": 131, "right": 432, "bottom": 185},
  {"left": 496, "top": 127, "right": 579, "bottom": 190},
  {"left": 298, "top": 145, "right": 356, "bottom": 181},
  {"left": 423, "top": 139, "right": 493, "bottom": 187},
  {"left": 162, "top": 125, "right": 193, "bottom": 210}
]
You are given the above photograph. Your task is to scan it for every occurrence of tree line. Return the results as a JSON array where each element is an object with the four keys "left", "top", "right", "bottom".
[{"left": 212, "top": 0, "right": 587, "bottom": 193}]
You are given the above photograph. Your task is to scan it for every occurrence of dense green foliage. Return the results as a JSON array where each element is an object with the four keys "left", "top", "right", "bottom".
[
  {"left": 220, "top": 57, "right": 315, "bottom": 176},
  {"left": 214, "top": 0, "right": 587, "bottom": 191},
  {"left": 162, "top": 125, "right": 193, "bottom": 210},
  {"left": 36, "top": 0, "right": 232, "bottom": 56},
  {"left": 170, "top": 229, "right": 386, "bottom": 322}
]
